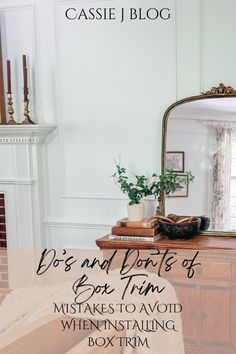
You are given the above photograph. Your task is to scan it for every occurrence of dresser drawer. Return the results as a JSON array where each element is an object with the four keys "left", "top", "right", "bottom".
[
  {"left": 165, "top": 259, "right": 232, "bottom": 282},
  {"left": 197, "top": 260, "right": 232, "bottom": 281}
]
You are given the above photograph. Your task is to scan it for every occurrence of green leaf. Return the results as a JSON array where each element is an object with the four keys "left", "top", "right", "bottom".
[{"left": 112, "top": 162, "right": 194, "bottom": 203}]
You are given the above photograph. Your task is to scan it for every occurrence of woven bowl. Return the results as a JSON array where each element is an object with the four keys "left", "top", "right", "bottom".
[{"left": 159, "top": 217, "right": 201, "bottom": 240}]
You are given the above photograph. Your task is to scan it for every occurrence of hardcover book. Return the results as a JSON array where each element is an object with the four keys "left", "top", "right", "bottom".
[
  {"left": 116, "top": 217, "right": 159, "bottom": 228},
  {"left": 108, "top": 234, "right": 163, "bottom": 242},
  {"left": 112, "top": 225, "right": 160, "bottom": 236}
]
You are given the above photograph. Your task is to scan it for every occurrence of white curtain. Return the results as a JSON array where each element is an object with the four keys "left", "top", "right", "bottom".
[{"left": 210, "top": 123, "right": 232, "bottom": 231}]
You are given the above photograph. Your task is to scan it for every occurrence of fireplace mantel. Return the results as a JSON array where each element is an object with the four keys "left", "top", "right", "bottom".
[
  {"left": 0, "top": 124, "right": 56, "bottom": 144},
  {"left": 0, "top": 124, "right": 57, "bottom": 287}
]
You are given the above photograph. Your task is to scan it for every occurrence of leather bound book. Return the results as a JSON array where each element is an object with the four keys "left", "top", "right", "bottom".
[
  {"left": 116, "top": 217, "right": 159, "bottom": 228},
  {"left": 111, "top": 225, "right": 160, "bottom": 237}
]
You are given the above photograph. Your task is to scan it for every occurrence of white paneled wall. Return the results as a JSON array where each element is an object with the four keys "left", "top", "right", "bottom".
[
  {"left": 0, "top": 3, "right": 37, "bottom": 123},
  {"left": 1, "top": 0, "right": 236, "bottom": 249},
  {"left": 203, "top": 0, "right": 236, "bottom": 88}
]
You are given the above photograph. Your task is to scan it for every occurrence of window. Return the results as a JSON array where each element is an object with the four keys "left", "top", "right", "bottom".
[{"left": 230, "top": 140, "right": 236, "bottom": 230}]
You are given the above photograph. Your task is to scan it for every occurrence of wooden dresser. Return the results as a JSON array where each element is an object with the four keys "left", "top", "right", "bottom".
[{"left": 96, "top": 235, "right": 236, "bottom": 354}]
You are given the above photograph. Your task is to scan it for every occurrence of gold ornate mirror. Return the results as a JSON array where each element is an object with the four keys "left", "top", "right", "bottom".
[{"left": 160, "top": 83, "right": 236, "bottom": 236}]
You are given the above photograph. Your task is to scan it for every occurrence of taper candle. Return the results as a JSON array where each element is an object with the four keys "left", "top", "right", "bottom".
[
  {"left": 22, "top": 54, "right": 28, "bottom": 100},
  {"left": 22, "top": 54, "right": 26, "bottom": 69},
  {"left": 6, "top": 60, "right": 11, "bottom": 94},
  {"left": 23, "top": 67, "right": 28, "bottom": 100}
]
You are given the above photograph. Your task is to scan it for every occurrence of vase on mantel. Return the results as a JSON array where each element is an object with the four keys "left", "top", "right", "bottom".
[{"left": 127, "top": 201, "right": 145, "bottom": 221}]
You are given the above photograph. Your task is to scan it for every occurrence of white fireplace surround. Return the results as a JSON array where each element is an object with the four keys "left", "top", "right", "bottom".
[
  {"left": 0, "top": 125, "right": 56, "bottom": 253},
  {"left": 0, "top": 125, "right": 55, "bottom": 144}
]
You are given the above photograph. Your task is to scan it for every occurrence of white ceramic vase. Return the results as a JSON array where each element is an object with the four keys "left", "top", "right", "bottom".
[{"left": 127, "top": 202, "right": 145, "bottom": 221}]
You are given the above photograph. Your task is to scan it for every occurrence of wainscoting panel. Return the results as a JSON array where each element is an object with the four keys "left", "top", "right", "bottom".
[
  {"left": 202, "top": 0, "right": 236, "bottom": 90},
  {"left": 0, "top": 2, "right": 37, "bottom": 123},
  {"left": 175, "top": 0, "right": 202, "bottom": 98},
  {"left": 54, "top": 0, "right": 177, "bottom": 199}
]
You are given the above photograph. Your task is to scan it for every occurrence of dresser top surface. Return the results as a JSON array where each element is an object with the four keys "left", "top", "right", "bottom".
[{"left": 96, "top": 234, "right": 236, "bottom": 251}]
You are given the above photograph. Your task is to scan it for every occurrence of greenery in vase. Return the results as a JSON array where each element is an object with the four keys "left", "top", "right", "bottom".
[{"left": 112, "top": 163, "right": 194, "bottom": 205}]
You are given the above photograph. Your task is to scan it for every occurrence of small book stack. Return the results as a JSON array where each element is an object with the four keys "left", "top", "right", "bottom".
[{"left": 108, "top": 216, "right": 163, "bottom": 242}]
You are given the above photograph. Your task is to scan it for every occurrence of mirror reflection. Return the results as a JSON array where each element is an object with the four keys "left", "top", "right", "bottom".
[{"left": 165, "top": 97, "right": 236, "bottom": 232}]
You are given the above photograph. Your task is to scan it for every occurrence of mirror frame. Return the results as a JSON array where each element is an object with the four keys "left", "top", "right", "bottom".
[{"left": 160, "top": 83, "right": 236, "bottom": 236}]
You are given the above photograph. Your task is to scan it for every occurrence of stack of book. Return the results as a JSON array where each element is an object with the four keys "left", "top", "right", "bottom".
[{"left": 108, "top": 217, "right": 163, "bottom": 242}]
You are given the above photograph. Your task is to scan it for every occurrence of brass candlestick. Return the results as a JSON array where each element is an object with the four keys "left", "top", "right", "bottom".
[
  {"left": 21, "top": 98, "right": 35, "bottom": 125},
  {"left": 7, "top": 94, "right": 18, "bottom": 125}
]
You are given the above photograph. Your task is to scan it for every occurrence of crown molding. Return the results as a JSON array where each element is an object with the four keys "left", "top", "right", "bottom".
[{"left": 0, "top": 124, "right": 57, "bottom": 144}]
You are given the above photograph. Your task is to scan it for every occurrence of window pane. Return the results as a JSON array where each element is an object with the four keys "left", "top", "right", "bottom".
[
  {"left": 230, "top": 197, "right": 236, "bottom": 210},
  {"left": 231, "top": 180, "right": 236, "bottom": 197},
  {"left": 231, "top": 142, "right": 236, "bottom": 175},
  {"left": 230, "top": 141, "right": 236, "bottom": 229},
  {"left": 230, "top": 217, "right": 236, "bottom": 230},
  {"left": 232, "top": 159, "right": 236, "bottom": 176}
]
